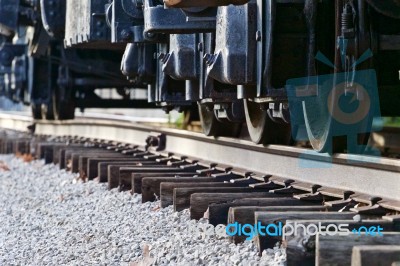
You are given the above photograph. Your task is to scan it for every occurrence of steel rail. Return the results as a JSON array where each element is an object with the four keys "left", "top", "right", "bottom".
[{"left": 0, "top": 111, "right": 400, "bottom": 203}]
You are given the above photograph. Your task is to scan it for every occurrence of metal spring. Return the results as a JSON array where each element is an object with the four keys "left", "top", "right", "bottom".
[{"left": 342, "top": 4, "right": 354, "bottom": 30}]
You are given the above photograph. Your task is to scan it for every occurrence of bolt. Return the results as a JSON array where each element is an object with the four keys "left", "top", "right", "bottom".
[
  {"left": 204, "top": 53, "right": 211, "bottom": 62},
  {"left": 262, "top": 175, "right": 272, "bottom": 182},
  {"left": 121, "top": 30, "right": 132, "bottom": 40},
  {"left": 157, "top": 53, "right": 165, "bottom": 60},
  {"left": 197, "top": 42, "right": 203, "bottom": 52},
  {"left": 135, "top": 0, "right": 143, "bottom": 8},
  {"left": 162, "top": 107, "right": 172, "bottom": 114},
  {"left": 145, "top": 32, "right": 155, "bottom": 39},
  {"left": 343, "top": 190, "right": 354, "bottom": 200},
  {"left": 256, "top": 30, "right": 262, "bottom": 41},
  {"left": 284, "top": 179, "right": 295, "bottom": 187},
  {"left": 245, "top": 172, "right": 254, "bottom": 177},
  {"left": 311, "top": 184, "right": 321, "bottom": 194},
  {"left": 146, "top": 136, "right": 159, "bottom": 147},
  {"left": 370, "top": 196, "right": 382, "bottom": 206}
]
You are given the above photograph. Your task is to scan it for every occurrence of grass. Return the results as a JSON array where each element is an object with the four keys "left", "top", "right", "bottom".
[{"left": 383, "top": 117, "right": 400, "bottom": 127}]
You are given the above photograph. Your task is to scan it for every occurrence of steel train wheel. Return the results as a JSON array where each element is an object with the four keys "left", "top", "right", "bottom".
[
  {"left": 43, "top": 101, "right": 55, "bottom": 120},
  {"left": 52, "top": 89, "right": 75, "bottom": 120},
  {"left": 244, "top": 100, "right": 292, "bottom": 145},
  {"left": 43, "top": 90, "right": 75, "bottom": 120},
  {"left": 198, "top": 102, "right": 241, "bottom": 137},
  {"left": 303, "top": 90, "right": 372, "bottom": 154},
  {"left": 31, "top": 104, "right": 42, "bottom": 120},
  {"left": 303, "top": 0, "right": 372, "bottom": 153},
  {"left": 302, "top": 86, "right": 347, "bottom": 153}
]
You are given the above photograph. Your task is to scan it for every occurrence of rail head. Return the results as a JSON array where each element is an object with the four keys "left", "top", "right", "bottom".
[{"left": 0, "top": 111, "right": 399, "bottom": 202}]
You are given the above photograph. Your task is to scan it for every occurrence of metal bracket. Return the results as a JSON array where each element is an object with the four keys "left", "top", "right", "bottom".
[{"left": 145, "top": 132, "right": 166, "bottom": 151}]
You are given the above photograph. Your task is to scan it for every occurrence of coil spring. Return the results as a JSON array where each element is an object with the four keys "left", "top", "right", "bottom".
[{"left": 342, "top": 4, "right": 354, "bottom": 31}]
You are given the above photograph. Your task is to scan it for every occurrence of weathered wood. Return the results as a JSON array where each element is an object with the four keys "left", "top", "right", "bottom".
[
  {"left": 53, "top": 144, "right": 82, "bottom": 164},
  {"left": 119, "top": 167, "right": 191, "bottom": 192},
  {"left": 72, "top": 151, "right": 122, "bottom": 173},
  {"left": 131, "top": 171, "right": 201, "bottom": 194},
  {"left": 64, "top": 149, "right": 113, "bottom": 171},
  {"left": 352, "top": 245, "right": 400, "bottom": 266},
  {"left": 87, "top": 158, "right": 149, "bottom": 180},
  {"left": 207, "top": 197, "right": 312, "bottom": 226},
  {"left": 0, "top": 138, "right": 4, "bottom": 153},
  {"left": 41, "top": 143, "right": 55, "bottom": 163},
  {"left": 59, "top": 147, "right": 86, "bottom": 169},
  {"left": 82, "top": 155, "right": 136, "bottom": 178},
  {"left": 173, "top": 187, "right": 270, "bottom": 212},
  {"left": 159, "top": 183, "right": 243, "bottom": 208},
  {"left": 107, "top": 164, "right": 155, "bottom": 189},
  {"left": 14, "top": 139, "right": 25, "bottom": 154},
  {"left": 255, "top": 211, "right": 356, "bottom": 254},
  {"left": 228, "top": 206, "right": 329, "bottom": 244},
  {"left": 6, "top": 139, "right": 15, "bottom": 154},
  {"left": 52, "top": 144, "right": 68, "bottom": 164},
  {"left": 316, "top": 233, "right": 400, "bottom": 266},
  {"left": 4, "top": 139, "right": 13, "bottom": 154},
  {"left": 284, "top": 220, "right": 395, "bottom": 266},
  {"left": 141, "top": 176, "right": 215, "bottom": 202},
  {"left": 158, "top": 180, "right": 238, "bottom": 208},
  {"left": 37, "top": 143, "right": 54, "bottom": 161},
  {"left": 99, "top": 162, "right": 155, "bottom": 183},
  {"left": 15, "top": 140, "right": 29, "bottom": 154},
  {"left": 1, "top": 139, "right": 7, "bottom": 154},
  {"left": 195, "top": 194, "right": 305, "bottom": 221}
]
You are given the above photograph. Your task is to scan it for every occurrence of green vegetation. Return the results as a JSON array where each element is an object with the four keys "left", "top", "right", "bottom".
[
  {"left": 167, "top": 112, "right": 185, "bottom": 129},
  {"left": 383, "top": 117, "right": 400, "bottom": 127}
]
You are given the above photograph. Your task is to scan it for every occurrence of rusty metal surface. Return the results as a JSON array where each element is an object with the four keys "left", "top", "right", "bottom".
[{"left": 64, "top": 0, "right": 112, "bottom": 48}]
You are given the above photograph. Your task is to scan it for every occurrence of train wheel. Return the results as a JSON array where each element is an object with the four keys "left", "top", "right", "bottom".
[
  {"left": 198, "top": 102, "right": 241, "bottom": 137},
  {"left": 302, "top": 0, "right": 372, "bottom": 153},
  {"left": 244, "top": 100, "right": 292, "bottom": 145},
  {"left": 43, "top": 101, "right": 55, "bottom": 120},
  {"left": 42, "top": 89, "right": 75, "bottom": 120},
  {"left": 303, "top": 87, "right": 372, "bottom": 153},
  {"left": 302, "top": 88, "right": 346, "bottom": 153},
  {"left": 52, "top": 89, "right": 75, "bottom": 120},
  {"left": 31, "top": 104, "right": 42, "bottom": 120}
]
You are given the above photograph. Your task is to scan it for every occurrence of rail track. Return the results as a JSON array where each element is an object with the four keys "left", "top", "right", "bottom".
[{"left": 1, "top": 112, "right": 400, "bottom": 265}]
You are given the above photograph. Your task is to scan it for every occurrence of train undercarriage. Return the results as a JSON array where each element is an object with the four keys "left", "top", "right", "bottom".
[{"left": 0, "top": 0, "right": 399, "bottom": 153}]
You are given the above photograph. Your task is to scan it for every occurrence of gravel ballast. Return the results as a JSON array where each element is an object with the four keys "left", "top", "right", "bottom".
[{"left": 0, "top": 155, "right": 286, "bottom": 265}]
